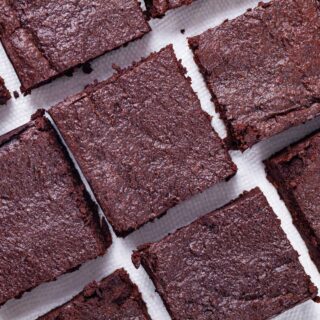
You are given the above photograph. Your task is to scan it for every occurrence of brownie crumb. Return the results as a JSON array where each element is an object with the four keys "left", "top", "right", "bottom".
[
  {"left": 13, "top": 91, "right": 19, "bottom": 99},
  {"left": 180, "top": 29, "right": 185, "bottom": 34},
  {"left": 82, "top": 62, "right": 93, "bottom": 74}
]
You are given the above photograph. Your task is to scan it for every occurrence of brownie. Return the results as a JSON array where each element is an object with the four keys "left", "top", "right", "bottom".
[
  {"left": 49, "top": 45, "right": 237, "bottom": 237},
  {"left": 133, "top": 188, "right": 317, "bottom": 320},
  {"left": 145, "top": 0, "right": 193, "bottom": 18},
  {"left": 0, "top": 76, "right": 11, "bottom": 104},
  {"left": 38, "top": 269, "right": 150, "bottom": 320},
  {"left": 0, "top": 113, "right": 112, "bottom": 306},
  {"left": 0, "top": 1, "right": 150, "bottom": 93},
  {"left": 265, "top": 130, "right": 320, "bottom": 273},
  {"left": 189, "top": 0, "right": 320, "bottom": 151}
]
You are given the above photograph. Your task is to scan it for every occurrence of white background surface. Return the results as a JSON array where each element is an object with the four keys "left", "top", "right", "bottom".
[{"left": 1, "top": 0, "right": 320, "bottom": 319}]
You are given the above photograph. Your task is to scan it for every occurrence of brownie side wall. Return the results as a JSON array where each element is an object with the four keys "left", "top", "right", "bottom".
[
  {"left": 50, "top": 118, "right": 113, "bottom": 250},
  {"left": 265, "top": 160, "right": 320, "bottom": 271},
  {"left": 133, "top": 248, "right": 178, "bottom": 320},
  {"left": 188, "top": 36, "right": 243, "bottom": 150}
]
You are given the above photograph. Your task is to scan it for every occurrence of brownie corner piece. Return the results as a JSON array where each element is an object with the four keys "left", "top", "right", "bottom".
[
  {"left": 133, "top": 188, "right": 317, "bottom": 319},
  {"left": 0, "top": 113, "right": 111, "bottom": 306},
  {"left": 189, "top": 0, "right": 320, "bottom": 151},
  {"left": 38, "top": 268, "right": 151, "bottom": 320},
  {"left": 0, "top": 1, "right": 150, "bottom": 93},
  {"left": 145, "top": 0, "right": 193, "bottom": 18},
  {"left": 49, "top": 45, "right": 236, "bottom": 237},
  {"left": 265, "top": 130, "right": 320, "bottom": 272},
  {"left": 0, "top": 76, "right": 11, "bottom": 105}
]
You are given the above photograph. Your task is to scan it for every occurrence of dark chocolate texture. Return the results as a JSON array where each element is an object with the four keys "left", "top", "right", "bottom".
[
  {"left": 265, "top": 130, "right": 320, "bottom": 273},
  {"left": 49, "top": 45, "right": 237, "bottom": 237},
  {"left": 133, "top": 188, "right": 317, "bottom": 320},
  {"left": 0, "top": 76, "right": 11, "bottom": 104},
  {"left": 145, "top": 0, "right": 193, "bottom": 17},
  {"left": 0, "top": 115, "right": 111, "bottom": 306},
  {"left": 0, "top": 0, "right": 150, "bottom": 93},
  {"left": 38, "top": 269, "right": 151, "bottom": 320},
  {"left": 189, "top": 0, "right": 320, "bottom": 150}
]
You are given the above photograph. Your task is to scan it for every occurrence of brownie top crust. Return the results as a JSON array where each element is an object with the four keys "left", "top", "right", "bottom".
[
  {"left": 49, "top": 45, "right": 236, "bottom": 237},
  {"left": 0, "top": 0, "right": 150, "bottom": 92},
  {"left": 265, "top": 130, "right": 320, "bottom": 270},
  {"left": 38, "top": 269, "right": 151, "bottom": 320},
  {"left": 189, "top": 0, "right": 320, "bottom": 150},
  {"left": 146, "top": 0, "right": 193, "bottom": 17},
  {"left": 133, "top": 188, "right": 317, "bottom": 320},
  {"left": 0, "top": 114, "right": 111, "bottom": 306},
  {"left": 0, "top": 76, "right": 11, "bottom": 105}
]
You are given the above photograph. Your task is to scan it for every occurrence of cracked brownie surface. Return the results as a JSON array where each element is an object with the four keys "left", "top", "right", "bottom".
[
  {"left": 0, "top": 114, "right": 111, "bottom": 306},
  {"left": 189, "top": 0, "right": 320, "bottom": 150},
  {"left": 38, "top": 269, "right": 150, "bottom": 320},
  {"left": 133, "top": 188, "right": 317, "bottom": 320},
  {"left": 0, "top": 0, "right": 150, "bottom": 92},
  {"left": 49, "top": 45, "right": 236, "bottom": 237}
]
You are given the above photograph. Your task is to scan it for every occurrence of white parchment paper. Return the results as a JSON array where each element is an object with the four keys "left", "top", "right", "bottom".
[{"left": 1, "top": 0, "right": 320, "bottom": 319}]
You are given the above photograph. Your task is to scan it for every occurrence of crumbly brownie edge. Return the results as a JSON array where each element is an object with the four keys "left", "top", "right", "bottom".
[
  {"left": 0, "top": 77, "right": 11, "bottom": 105},
  {"left": 145, "top": 0, "right": 193, "bottom": 18}
]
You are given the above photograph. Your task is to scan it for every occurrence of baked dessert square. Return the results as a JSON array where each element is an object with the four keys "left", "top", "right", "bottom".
[
  {"left": 0, "top": 0, "right": 150, "bottom": 93},
  {"left": 49, "top": 45, "right": 237, "bottom": 237},
  {"left": 189, "top": 0, "right": 320, "bottom": 151},
  {"left": 265, "top": 130, "right": 320, "bottom": 272},
  {"left": 38, "top": 269, "right": 150, "bottom": 320},
  {"left": 0, "top": 113, "right": 111, "bottom": 306},
  {"left": 133, "top": 188, "right": 317, "bottom": 320},
  {"left": 0, "top": 76, "right": 11, "bottom": 104},
  {"left": 145, "top": 0, "right": 193, "bottom": 18}
]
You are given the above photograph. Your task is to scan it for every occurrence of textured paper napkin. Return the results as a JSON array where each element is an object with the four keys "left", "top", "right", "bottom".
[{"left": 1, "top": 0, "right": 320, "bottom": 319}]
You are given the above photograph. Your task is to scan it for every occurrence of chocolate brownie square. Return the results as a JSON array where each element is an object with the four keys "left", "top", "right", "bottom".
[
  {"left": 0, "top": 76, "right": 11, "bottom": 104},
  {"left": 0, "top": 113, "right": 111, "bottom": 306},
  {"left": 38, "top": 269, "right": 150, "bottom": 320},
  {"left": 0, "top": 0, "right": 150, "bottom": 93},
  {"left": 133, "top": 188, "right": 317, "bottom": 320},
  {"left": 49, "top": 45, "right": 237, "bottom": 237},
  {"left": 145, "top": 0, "right": 193, "bottom": 18},
  {"left": 265, "top": 130, "right": 320, "bottom": 273},
  {"left": 189, "top": 0, "right": 320, "bottom": 151}
]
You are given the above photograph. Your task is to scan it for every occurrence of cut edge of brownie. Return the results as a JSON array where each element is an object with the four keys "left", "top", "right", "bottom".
[
  {"left": 0, "top": 1, "right": 151, "bottom": 94},
  {"left": 265, "top": 130, "right": 320, "bottom": 271},
  {"left": 188, "top": 35, "right": 245, "bottom": 151},
  {"left": 0, "top": 76, "right": 11, "bottom": 105},
  {"left": 49, "top": 44, "right": 237, "bottom": 237},
  {"left": 133, "top": 187, "right": 318, "bottom": 318},
  {"left": 145, "top": 0, "right": 193, "bottom": 18},
  {"left": 0, "top": 111, "right": 112, "bottom": 305},
  {"left": 37, "top": 268, "right": 151, "bottom": 320}
]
